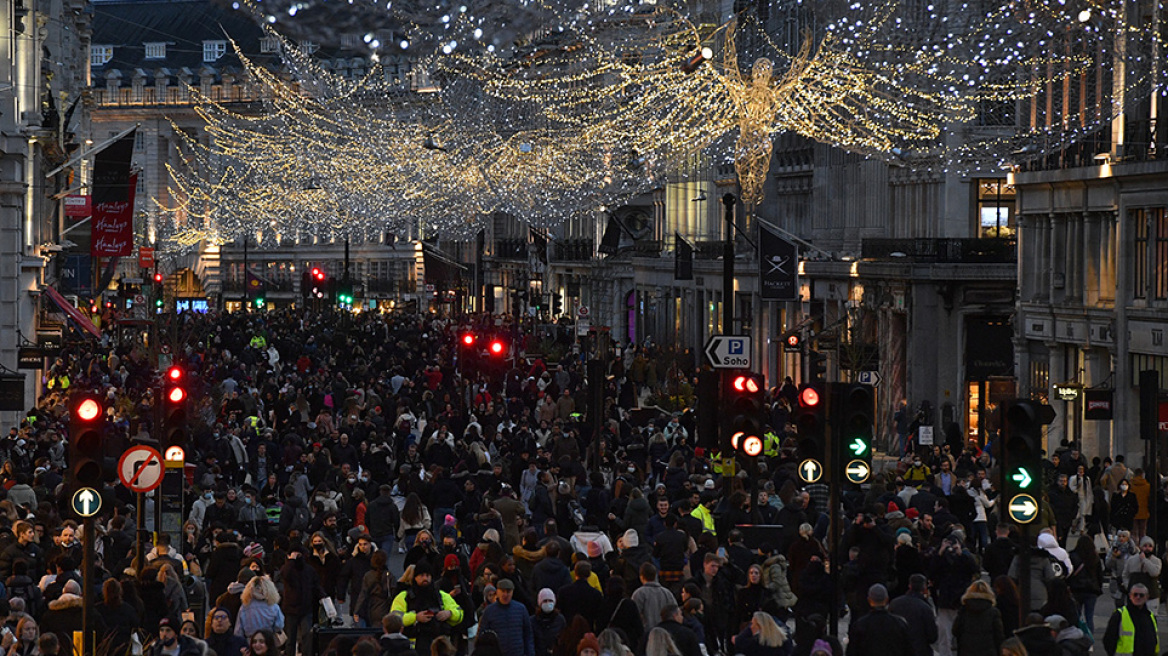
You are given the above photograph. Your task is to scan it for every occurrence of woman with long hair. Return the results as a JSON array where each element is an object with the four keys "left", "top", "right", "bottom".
[
  {"left": 735, "top": 565, "right": 767, "bottom": 629},
  {"left": 6, "top": 616, "right": 39, "bottom": 656},
  {"left": 645, "top": 628, "right": 681, "bottom": 656},
  {"left": 246, "top": 629, "right": 281, "bottom": 656},
  {"left": 95, "top": 578, "right": 139, "bottom": 656},
  {"left": 991, "top": 575, "right": 1022, "bottom": 635},
  {"left": 1067, "top": 532, "right": 1103, "bottom": 636},
  {"left": 953, "top": 581, "right": 1005, "bottom": 656},
  {"left": 157, "top": 564, "right": 189, "bottom": 615},
  {"left": 235, "top": 576, "right": 285, "bottom": 639},
  {"left": 732, "top": 611, "right": 791, "bottom": 656},
  {"left": 398, "top": 492, "right": 432, "bottom": 550}
]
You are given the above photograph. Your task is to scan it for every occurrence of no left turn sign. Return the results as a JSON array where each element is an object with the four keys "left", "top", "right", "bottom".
[{"left": 118, "top": 445, "right": 165, "bottom": 493}]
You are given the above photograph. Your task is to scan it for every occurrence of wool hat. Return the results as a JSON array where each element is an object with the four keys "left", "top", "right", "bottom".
[
  {"left": 887, "top": 501, "right": 899, "bottom": 513},
  {"left": 905, "top": 508, "right": 920, "bottom": 520},
  {"left": 538, "top": 588, "right": 556, "bottom": 604},
  {"left": 413, "top": 561, "right": 433, "bottom": 578},
  {"left": 622, "top": 529, "right": 639, "bottom": 549},
  {"left": 1140, "top": 536, "right": 1156, "bottom": 548},
  {"left": 577, "top": 633, "right": 601, "bottom": 655}
]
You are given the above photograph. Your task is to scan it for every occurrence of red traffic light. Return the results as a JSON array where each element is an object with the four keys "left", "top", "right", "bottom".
[
  {"left": 733, "top": 375, "right": 760, "bottom": 394},
  {"left": 167, "top": 366, "right": 183, "bottom": 382},
  {"left": 76, "top": 398, "right": 102, "bottom": 422},
  {"left": 167, "top": 386, "right": 186, "bottom": 404},
  {"left": 154, "top": 272, "right": 164, "bottom": 283},
  {"left": 800, "top": 386, "right": 820, "bottom": 407},
  {"left": 462, "top": 333, "right": 476, "bottom": 347},
  {"left": 311, "top": 267, "right": 326, "bottom": 281},
  {"left": 489, "top": 340, "right": 505, "bottom": 355}
]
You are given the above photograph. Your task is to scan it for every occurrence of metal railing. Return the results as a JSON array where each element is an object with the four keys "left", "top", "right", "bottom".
[{"left": 861, "top": 238, "right": 1016, "bottom": 263}]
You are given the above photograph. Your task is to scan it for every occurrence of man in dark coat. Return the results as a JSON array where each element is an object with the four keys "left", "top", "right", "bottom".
[
  {"left": 531, "top": 541, "right": 571, "bottom": 594},
  {"left": 280, "top": 545, "right": 327, "bottom": 656},
  {"left": 1049, "top": 474, "right": 1080, "bottom": 544},
  {"left": 1103, "top": 583, "right": 1158, "bottom": 656},
  {"left": 982, "top": 525, "right": 1017, "bottom": 581},
  {"left": 204, "top": 531, "right": 243, "bottom": 601},
  {"left": 657, "top": 604, "right": 704, "bottom": 656},
  {"left": 556, "top": 561, "right": 604, "bottom": 629},
  {"left": 337, "top": 534, "right": 375, "bottom": 615},
  {"left": 366, "top": 484, "right": 401, "bottom": 554},
  {"left": 685, "top": 553, "right": 736, "bottom": 654},
  {"left": 846, "top": 584, "right": 914, "bottom": 656},
  {"left": 887, "top": 575, "right": 938, "bottom": 656}
]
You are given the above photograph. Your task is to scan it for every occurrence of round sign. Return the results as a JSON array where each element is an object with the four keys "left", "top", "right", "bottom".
[
  {"left": 165, "top": 446, "right": 186, "bottom": 462},
  {"left": 577, "top": 306, "right": 590, "bottom": 317},
  {"left": 118, "top": 445, "right": 165, "bottom": 493},
  {"left": 134, "top": 294, "right": 146, "bottom": 304},
  {"left": 844, "top": 459, "right": 871, "bottom": 484},
  {"left": 1007, "top": 493, "right": 1039, "bottom": 524},
  {"left": 71, "top": 487, "right": 102, "bottom": 517},
  {"left": 798, "top": 459, "right": 822, "bottom": 483}
]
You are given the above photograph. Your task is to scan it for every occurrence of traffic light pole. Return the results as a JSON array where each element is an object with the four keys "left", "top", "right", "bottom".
[
  {"left": 82, "top": 514, "right": 94, "bottom": 655},
  {"left": 721, "top": 194, "right": 735, "bottom": 335}
]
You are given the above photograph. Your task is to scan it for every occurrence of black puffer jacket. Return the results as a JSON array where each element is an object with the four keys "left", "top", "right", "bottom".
[{"left": 952, "top": 591, "right": 1005, "bottom": 656}]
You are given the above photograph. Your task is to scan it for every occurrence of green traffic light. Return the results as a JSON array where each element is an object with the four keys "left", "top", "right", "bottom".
[
  {"left": 254, "top": 298, "right": 264, "bottom": 308},
  {"left": 848, "top": 437, "right": 868, "bottom": 456},
  {"left": 1011, "top": 467, "right": 1033, "bottom": 489}
]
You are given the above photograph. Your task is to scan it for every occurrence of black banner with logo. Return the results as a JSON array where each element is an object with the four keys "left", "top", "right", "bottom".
[
  {"left": 759, "top": 225, "right": 798, "bottom": 301},
  {"left": 1084, "top": 389, "right": 1114, "bottom": 420}
]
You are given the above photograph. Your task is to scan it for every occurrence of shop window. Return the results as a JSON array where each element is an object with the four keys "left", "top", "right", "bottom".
[
  {"left": 1155, "top": 208, "right": 1168, "bottom": 299},
  {"left": 1133, "top": 208, "right": 1149, "bottom": 299},
  {"left": 977, "top": 178, "right": 1015, "bottom": 238}
]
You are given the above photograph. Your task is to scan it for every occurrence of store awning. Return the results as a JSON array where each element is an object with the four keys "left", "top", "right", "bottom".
[{"left": 43, "top": 286, "right": 102, "bottom": 339}]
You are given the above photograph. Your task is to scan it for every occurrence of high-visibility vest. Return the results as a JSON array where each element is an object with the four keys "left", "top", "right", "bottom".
[
  {"left": 1116, "top": 605, "right": 1160, "bottom": 655},
  {"left": 711, "top": 451, "right": 723, "bottom": 475},
  {"left": 763, "top": 432, "right": 781, "bottom": 457},
  {"left": 691, "top": 504, "right": 715, "bottom": 534}
]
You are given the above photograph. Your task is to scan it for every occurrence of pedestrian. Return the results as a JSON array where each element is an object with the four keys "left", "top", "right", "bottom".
[
  {"left": 533, "top": 589, "right": 566, "bottom": 656},
  {"left": 952, "top": 580, "right": 1005, "bottom": 656},
  {"left": 479, "top": 578, "right": 535, "bottom": 656},
  {"left": 731, "top": 612, "right": 792, "bottom": 656},
  {"left": 632, "top": 563, "right": 676, "bottom": 632},
  {"left": 389, "top": 560, "right": 464, "bottom": 656},
  {"left": 353, "top": 550, "right": 395, "bottom": 629},
  {"left": 1103, "top": 582, "right": 1159, "bottom": 656},
  {"left": 887, "top": 574, "right": 937, "bottom": 656},
  {"left": 845, "top": 584, "right": 913, "bottom": 656},
  {"left": 234, "top": 575, "right": 285, "bottom": 640}
]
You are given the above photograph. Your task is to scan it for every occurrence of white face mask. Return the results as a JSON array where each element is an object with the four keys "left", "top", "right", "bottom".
[{"left": 541, "top": 602, "right": 555, "bottom": 613}]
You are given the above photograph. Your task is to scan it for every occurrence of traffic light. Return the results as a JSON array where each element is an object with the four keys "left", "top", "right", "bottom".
[
  {"left": 833, "top": 383, "right": 874, "bottom": 484},
  {"left": 1003, "top": 399, "right": 1055, "bottom": 524},
  {"left": 727, "top": 373, "right": 766, "bottom": 459},
  {"left": 461, "top": 333, "right": 477, "bottom": 348},
  {"left": 153, "top": 272, "right": 164, "bottom": 284},
  {"left": 696, "top": 370, "right": 719, "bottom": 450},
  {"left": 551, "top": 293, "right": 563, "bottom": 315},
  {"left": 68, "top": 393, "right": 105, "bottom": 491},
  {"left": 162, "top": 366, "right": 189, "bottom": 455},
  {"left": 309, "top": 267, "right": 327, "bottom": 300},
  {"left": 488, "top": 338, "right": 506, "bottom": 357},
  {"left": 793, "top": 383, "right": 827, "bottom": 462},
  {"left": 808, "top": 350, "right": 827, "bottom": 382},
  {"left": 337, "top": 280, "right": 354, "bottom": 307}
]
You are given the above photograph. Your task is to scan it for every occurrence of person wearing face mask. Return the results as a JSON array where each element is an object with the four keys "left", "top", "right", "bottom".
[
  {"left": 307, "top": 532, "right": 343, "bottom": 601},
  {"left": 188, "top": 487, "right": 215, "bottom": 531},
  {"left": 903, "top": 457, "right": 931, "bottom": 488},
  {"left": 404, "top": 530, "right": 443, "bottom": 573},
  {"left": 237, "top": 487, "right": 268, "bottom": 542},
  {"left": 338, "top": 534, "right": 376, "bottom": 618},
  {"left": 532, "top": 588, "right": 565, "bottom": 656},
  {"left": 1112, "top": 479, "right": 1140, "bottom": 533}
]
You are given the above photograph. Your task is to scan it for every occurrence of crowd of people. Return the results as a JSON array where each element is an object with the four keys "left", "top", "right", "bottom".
[{"left": 0, "top": 306, "right": 1164, "bottom": 656}]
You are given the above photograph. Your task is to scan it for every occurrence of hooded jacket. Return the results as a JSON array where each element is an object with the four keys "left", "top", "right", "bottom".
[{"left": 952, "top": 588, "right": 1005, "bottom": 656}]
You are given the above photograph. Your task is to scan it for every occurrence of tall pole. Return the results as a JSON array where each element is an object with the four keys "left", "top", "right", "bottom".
[
  {"left": 82, "top": 515, "right": 94, "bottom": 655},
  {"left": 721, "top": 194, "right": 736, "bottom": 334},
  {"left": 242, "top": 237, "right": 249, "bottom": 309}
]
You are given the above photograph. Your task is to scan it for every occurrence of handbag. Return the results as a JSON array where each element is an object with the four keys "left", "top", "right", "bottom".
[
  {"left": 274, "top": 630, "right": 288, "bottom": 648},
  {"left": 1093, "top": 532, "right": 1109, "bottom": 553}
]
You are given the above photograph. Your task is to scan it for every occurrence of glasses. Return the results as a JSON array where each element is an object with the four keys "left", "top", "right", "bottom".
[
  {"left": 1132, "top": 593, "right": 1148, "bottom": 598},
  {"left": 212, "top": 615, "right": 230, "bottom": 621}
]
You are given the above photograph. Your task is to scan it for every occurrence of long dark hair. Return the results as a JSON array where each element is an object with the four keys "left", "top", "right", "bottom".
[
  {"left": 1070, "top": 532, "right": 1100, "bottom": 571},
  {"left": 402, "top": 493, "right": 425, "bottom": 525}
]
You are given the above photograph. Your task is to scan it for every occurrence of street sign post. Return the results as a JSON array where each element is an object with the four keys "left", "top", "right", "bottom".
[
  {"left": 704, "top": 335, "right": 752, "bottom": 369},
  {"left": 71, "top": 487, "right": 101, "bottom": 517},
  {"left": 118, "top": 445, "right": 165, "bottom": 493}
]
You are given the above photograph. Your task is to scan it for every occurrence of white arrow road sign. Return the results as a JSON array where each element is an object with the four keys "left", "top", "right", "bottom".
[
  {"left": 704, "top": 335, "right": 752, "bottom": 369},
  {"left": 844, "top": 460, "right": 871, "bottom": 483},
  {"left": 799, "top": 459, "right": 823, "bottom": 483},
  {"left": 72, "top": 487, "right": 101, "bottom": 517},
  {"left": 1008, "top": 494, "right": 1039, "bottom": 523}
]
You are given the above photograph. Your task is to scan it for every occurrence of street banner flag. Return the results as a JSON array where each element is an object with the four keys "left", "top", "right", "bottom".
[
  {"left": 246, "top": 269, "right": 269, "bottom": 294},
  {"left": 759, "top": 224, "right": 798, "bottom": 301},
  {"left": 598, "top": 216, "right": 621, "bottom": 254},
  {"left": 90, "top": 131, "right": 137, "bottom": 257},
  {"left": 529, "top": 228, "right": 549, "bottom": 265},
  {"left": 674, "top": 233, "right": 693, "bottom": 280}
]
